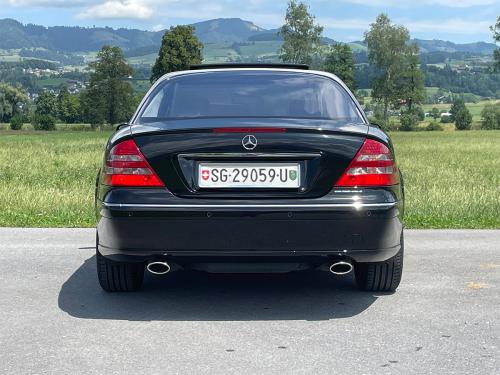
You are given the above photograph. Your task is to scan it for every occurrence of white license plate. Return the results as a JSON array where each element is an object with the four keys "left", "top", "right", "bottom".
[{"left": 198, "top": 163, "right": 300, "bottom": 188}]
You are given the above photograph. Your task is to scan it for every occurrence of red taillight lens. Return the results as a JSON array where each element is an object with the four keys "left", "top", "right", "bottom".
[
  {"left": 335, "top": 139, "right": 399, "bottom": 187},
  {"left": 102, "top": 139, "right": 164, "bottom": 187}
]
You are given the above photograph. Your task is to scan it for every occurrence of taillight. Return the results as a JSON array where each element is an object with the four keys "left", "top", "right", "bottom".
[
  {"left": 102, "top": 139, "right": 164, "bottom": 187},
  {"left": 335, "top": 139, "right": 399, "bottom": 187}
]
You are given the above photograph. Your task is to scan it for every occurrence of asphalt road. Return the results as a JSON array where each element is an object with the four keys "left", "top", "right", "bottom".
[{"left": 0, "top": 229, "right": 498, "bottom": 374}]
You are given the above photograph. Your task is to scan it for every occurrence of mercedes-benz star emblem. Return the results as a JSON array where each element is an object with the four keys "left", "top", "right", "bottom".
[{"left": 242, "top": 135, "right": 257, "bottom": 151}]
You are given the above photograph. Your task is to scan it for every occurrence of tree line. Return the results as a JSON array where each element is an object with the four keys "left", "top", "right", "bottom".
[
  {"left": 1, "top": 46, "right": 141, "bottom": 130},
  {"left": 1, "top": 1, "right": 499, "bottom": 131},
  {"left": 276, "top": 1, "right": 499, "bottom": 130}
]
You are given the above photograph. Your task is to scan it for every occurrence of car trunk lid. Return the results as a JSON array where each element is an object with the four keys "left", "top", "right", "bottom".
[{"left": 132, "top": 118, "right": 368, "bottom": 199}]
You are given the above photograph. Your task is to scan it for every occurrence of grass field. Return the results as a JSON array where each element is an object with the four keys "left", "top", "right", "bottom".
[
  {"left": 421, "top": 99, "right": 498, "bottom": 124},
  {"left": 0, "top": 131, "right": 109, "bottom": 227},
  {"left": 391, "top": 131, "right": 500, "bottom": 228},
  {"left": 36, "top": 76, "right": 70, "bottom": 88},
  {"left": 239, "top": 41, "right": 281, "bottom": 58},
  {"left": 126, "top": 53, "right": 157, "bottom": 65},
  {"left": 0, "top": 130, "right": 499, "bottom": 228}
]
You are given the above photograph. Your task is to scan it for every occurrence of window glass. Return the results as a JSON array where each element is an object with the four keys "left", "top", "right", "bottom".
[{"left": 137, "top": 71, "right": 363, "bottom": 122}]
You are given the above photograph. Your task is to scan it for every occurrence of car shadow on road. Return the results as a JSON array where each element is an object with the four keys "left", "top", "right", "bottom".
[{"left": 58, "top": 255, "right": 383, "bottom": 321}]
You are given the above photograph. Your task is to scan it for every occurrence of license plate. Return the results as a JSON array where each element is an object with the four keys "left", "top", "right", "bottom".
[{"left": 198, "top": 163, "right": 300, "bottom": 188}]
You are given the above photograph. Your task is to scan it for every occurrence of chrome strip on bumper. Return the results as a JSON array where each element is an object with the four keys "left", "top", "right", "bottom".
[{"left": 103, "top": 202, "right": 397, "bottom": 210}]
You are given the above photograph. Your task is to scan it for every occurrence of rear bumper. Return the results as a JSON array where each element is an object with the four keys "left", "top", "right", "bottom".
[{"left": 97, "top": 191, "right": 403, "bottom": 264}]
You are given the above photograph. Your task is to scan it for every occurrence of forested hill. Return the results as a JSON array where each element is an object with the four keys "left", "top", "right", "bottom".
[
  {"left": 0, "top": 18, "right": 162, "bottom": 52},
  {"left": 0, "top": 17, "right": 496, "bottom": 55}
]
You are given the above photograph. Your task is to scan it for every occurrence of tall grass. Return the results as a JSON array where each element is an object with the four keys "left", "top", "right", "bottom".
[
  {"left": 0, "top": 130, "right": 499, "bottom": 228},
  {"left": 392, "top": 131, "right": 500, "bottom": 228},
  {"left": 0, "top": 132, "right": 110, "bottom": 227}
]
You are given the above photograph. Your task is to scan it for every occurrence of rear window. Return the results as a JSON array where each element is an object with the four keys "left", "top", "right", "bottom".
[{"left": 137, "top": 71, "right": 363, "bottom": 123}]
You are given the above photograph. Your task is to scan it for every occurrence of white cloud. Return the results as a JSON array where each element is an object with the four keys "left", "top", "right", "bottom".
[
  {"left": 154, "top": 1, "right": 284, "bottom": 27},
  {"left": 77, "top": 0, "right": 153, "bottom": 20},
  {"left": 342, "top": 0, "right": 498, "bottom": 7},
  {"left": 151, "top": 23, "right": 165, "bottom": 32},
  {"left": 403, "top": 18, "right": 493, "bottom": 34},
  {"left": 318, "top": 17, "right": 371, "bottom": 30},
  {"left": 0, "top": 0, "right": 97, "bottom": 7},
  {"left": 0, "top": 0, "right": 494, "bottom": 41}
]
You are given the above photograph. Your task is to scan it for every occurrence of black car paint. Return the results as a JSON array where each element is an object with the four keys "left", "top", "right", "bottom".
[
  {"left": 133, "top": 119, "right": 366, "bottom": 199},
  {"left": 95, "top": 71, "right": 404, "bottom": 271},
  {"left": 96, "top": 124, "right": 403, "bottom": 266}
]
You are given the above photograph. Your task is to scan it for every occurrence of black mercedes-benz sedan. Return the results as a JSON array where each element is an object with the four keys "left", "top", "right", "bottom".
[{"left": 95, "top": 64, "right": 404, "bottom": 293}]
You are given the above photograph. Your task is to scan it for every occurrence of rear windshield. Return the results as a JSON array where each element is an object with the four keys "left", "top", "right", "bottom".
[{"left": 136, "top": 71, "right": 363, "bottom": 123}]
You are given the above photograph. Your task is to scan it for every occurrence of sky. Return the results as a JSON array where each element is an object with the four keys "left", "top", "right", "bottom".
[{"left": 0, "top": 0, "right": 499, "bottom": 43}]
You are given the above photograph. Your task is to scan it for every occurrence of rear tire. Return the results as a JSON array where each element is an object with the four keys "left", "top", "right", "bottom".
[
  {"left": 96, "top": 250, "right": 145, "bottom": 292},
  {"left": 355, "top": 235, "right": 404, "bottom": 292}
]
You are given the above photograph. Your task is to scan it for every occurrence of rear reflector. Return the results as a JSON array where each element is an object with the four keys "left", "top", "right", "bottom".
[
  {"left": 102, "top": 139, "right": 164, "bottom": 187},
  {"left": 213, "top": 127, "right": 286, "bottom": 133},
  {"left": 335, "top": 139, "right": 398, "bottom": 187}
]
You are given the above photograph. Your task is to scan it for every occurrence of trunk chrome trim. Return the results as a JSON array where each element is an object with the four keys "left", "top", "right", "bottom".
[
  {"left": 103, "top": 202, "right": 396, "bottom": 210},
  {"left": 179, "top": 152, "right": 321, "bottom": 159}
]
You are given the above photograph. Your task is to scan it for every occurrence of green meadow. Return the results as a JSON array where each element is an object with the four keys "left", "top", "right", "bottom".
[{"left": 0, "top": 129, "right": 499, "bottom": 228}]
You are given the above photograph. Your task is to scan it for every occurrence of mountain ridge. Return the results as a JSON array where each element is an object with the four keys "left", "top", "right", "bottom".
[{"left": 0, "top": 17, "right": 496, "bottom": 55}]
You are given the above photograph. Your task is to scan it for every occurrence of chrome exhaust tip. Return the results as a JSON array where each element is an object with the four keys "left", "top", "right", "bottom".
[
  {"left": 146, "top": 261, "right": 171, "bottom": 275},
  {"left": 329, "top": 261, "right": 353, "bottom": 275}
]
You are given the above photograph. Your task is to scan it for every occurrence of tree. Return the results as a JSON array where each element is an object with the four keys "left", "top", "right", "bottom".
[
  {"left": 0, "top": 83, "right": 28, "bottom": 122},
  {"left": 398, "top": 43, "right": 425, "bottom": 112},
  {"left": 323, "top": 43, "right": 356, "bottom": 91},
  {"left": 431, "top": 107, "right": 440, "bottom": 119},
  {"left": 150, "top": 25, "right": 203, "bottom": 83},
  {"left": 454, "top": 106, "right": 472, "bottom": 130},
  {"left": 481, "top": 103, "right": 500, "bottom": 129},
  {"left": 491, "top": 16, "right": 500, "bottom": 71},
  {"left": 450, "top": 98, "right": 466, "bottom": 122},
  {"left": 57, "top": 86, "right": 80, "bottom": 123},
  {"left": 0, "top": 92, "right": 12, "bottom": 122},
  {"left": 364, "top": 14, "right": 411, "bottom": 125},
  {"left": 80, "top": 46, "right": 135, "bottom": 126},
  {"left": 35, "top": 91, "right": 58, "bottom": 117},
  {"left": 279, "top": 0, "right": 323, "bottom": 65}
]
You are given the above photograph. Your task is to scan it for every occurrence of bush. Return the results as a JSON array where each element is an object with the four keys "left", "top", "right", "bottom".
[
  {"left": 430, "top": 107, "right": 441, "bottom": 119},
  {"left": 455, "top": 107, "right": 472, "bottom": 130},
  {"left": 480, "top": 103, "right": 500, "bottom": 130},
  {"left": 32, "top": 114, "right": 56, "bottom": 131},
  {"left": 426, "top": 121, "right": 443, "bottom": 131},
  {"left": 441, "top": 115, "right": 453, "bottom": 123},
  {"left": 400, "top": 113, "right": 418, "bottom": 131},
  {"left": 383, "top": 119, "right": 400, "bottom": 132},
  {"left": 9, "top": 115, "right": 23, "bottom": 130},
  {"left": 413, "top": 107, "right": 425, "bottom": 121}
]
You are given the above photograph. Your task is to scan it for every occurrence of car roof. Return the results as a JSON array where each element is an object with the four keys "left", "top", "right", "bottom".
[
  {"left": 189, "top": 63, "right": 309, "bottom": 70},
  {"left": 155, "top": 67, "right": 347, "bottom": 88}
]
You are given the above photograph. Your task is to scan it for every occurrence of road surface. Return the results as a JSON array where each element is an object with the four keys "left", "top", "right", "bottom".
[{"left": 0, "top": 228, "right": 498, "bottom": 374}]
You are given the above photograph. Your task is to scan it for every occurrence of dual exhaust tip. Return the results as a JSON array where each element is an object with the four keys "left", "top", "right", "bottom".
[
  {"left": 329, "top": 261, "right": 353, "bottom": 275},
  {"left": 146, "top": 260, "right": 353, "bottom": 275},
  {"left": 146, "top": 261, "right": 171, "bottom": 275}
]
